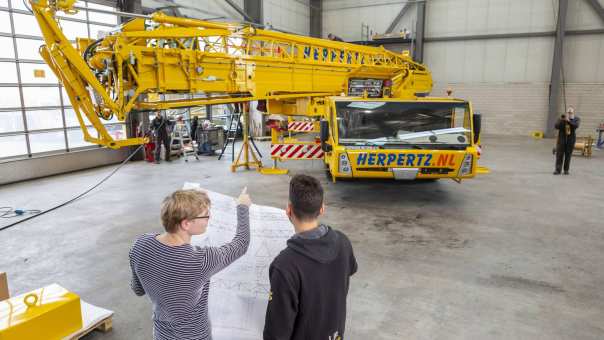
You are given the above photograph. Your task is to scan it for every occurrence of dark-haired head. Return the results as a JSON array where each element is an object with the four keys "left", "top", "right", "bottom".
[{"left": 288, "top": 174, "right": 324, "bottom": 222}]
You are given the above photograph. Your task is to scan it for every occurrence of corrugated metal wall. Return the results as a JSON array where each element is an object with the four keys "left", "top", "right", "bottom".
[
  {"left": 148, "top": 0, "right": 311, "bottom": 35},
  {"left": 264, "top": 0, "right": 310, "bottom": 35},
  {"left": 323, "top": 0, "right": 417, "bottom": 40},
  {"left": 323, "top": 0, "right": 604, "bottom": 136}
]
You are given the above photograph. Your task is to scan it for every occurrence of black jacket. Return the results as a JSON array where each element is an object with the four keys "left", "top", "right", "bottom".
[
  {"left": 555, "top": 117, "right": 580, "bottom": 146},
  {"left": 191, "top": 120, "right": 198, "bottom": 140},
  {"left": 151, "top": 116, "right": 169, "bottom": 138},
  {"left": 264, "top": 225, "right": 357, "bottom": 340}
]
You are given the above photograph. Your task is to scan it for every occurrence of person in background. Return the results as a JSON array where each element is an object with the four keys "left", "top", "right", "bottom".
[
  {"left": 129, "top": 188, "right": 252, "bottom": 340},
  {"left": 151, "top": 111, "right": 171, "bottom": 163},
  {"left": 327, "top": 33, "right": 344, "bottom": 42},
  {"left": 554, "top": 107, "right": 580, "bottom": 175},
  {"left": 191, "top": 116, "right": 199, "bottom": 141},
  {"left": 264, "top": 174, "right": 357, "bottom": 340}
]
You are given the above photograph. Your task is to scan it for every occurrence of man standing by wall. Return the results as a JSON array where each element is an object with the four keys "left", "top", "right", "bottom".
[
  {"left": 264, "top": 174, "right": 357, "bottom": 340},
  {"left": 554, "top": 107, "right": 580, "bottom": 175}
]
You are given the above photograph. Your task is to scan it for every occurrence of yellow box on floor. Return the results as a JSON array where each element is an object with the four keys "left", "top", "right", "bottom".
[{"left": 0, "top": 284, "right": 82, "bottom": 340}]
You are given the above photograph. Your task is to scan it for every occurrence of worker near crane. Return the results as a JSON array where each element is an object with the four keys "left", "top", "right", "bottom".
[
  {"left": 190, "top": 116, "right": 199, "bottom": 141},
  {"left": 151, "top": 111, "right": 171, "bottom": 163},
  {"left": 264, "top": 175, "right": 357, "bottom": 340},
  {"left": 327, "top": 33, "right": 344, "bottom": 41},
  {"left": 554, "top": 107, "right": 580, "bottom": 175}
]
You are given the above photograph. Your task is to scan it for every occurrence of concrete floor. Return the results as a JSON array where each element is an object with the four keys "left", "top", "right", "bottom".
[{"left": 1, "top": 135, "right": 603, "bottom": 339}]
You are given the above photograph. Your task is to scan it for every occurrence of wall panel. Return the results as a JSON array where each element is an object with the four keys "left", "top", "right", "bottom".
[
  {"left": 564, "top": 35, "right": 604, "bottom": 83},
  {"left": 264, "top": 0, "right": 310, "bottom": 35},
  {"left": 567, "top": 0, "right": 604, "bottom": 31}
]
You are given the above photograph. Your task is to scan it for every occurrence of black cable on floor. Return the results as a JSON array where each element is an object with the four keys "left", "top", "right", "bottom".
[{"left": 0, "top": 144, "right": 144, "bottom": 232}]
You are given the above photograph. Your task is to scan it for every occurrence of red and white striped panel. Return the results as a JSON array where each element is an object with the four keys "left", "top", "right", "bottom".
[
  {"left": 287, "top": 121, "right": 315, "bottom": 132},
  {"left": 270, "top": 144, "right": 324, "bottom": 159}
]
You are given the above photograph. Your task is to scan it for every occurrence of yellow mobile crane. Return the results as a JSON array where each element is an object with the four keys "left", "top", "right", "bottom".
[{"left": 30, "top": 0, "right": 485, "bottom": 181}]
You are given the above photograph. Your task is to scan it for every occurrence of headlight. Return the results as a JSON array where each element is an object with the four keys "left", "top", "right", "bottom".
[
  {"left": 458, "top": 153, "right": 473, "bottom": 176},
  {"left": 339, "top": 153, "right": 352, "bottom": 175}
]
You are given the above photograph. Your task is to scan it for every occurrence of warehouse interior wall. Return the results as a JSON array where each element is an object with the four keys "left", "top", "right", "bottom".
[
  {"left": 142, "top": 0, "right": 245, "bottom": 21},
  {"left": 264, "top": 0, "right": 310, "bottom": 35},
  {"left": 323, "top": 0, "right": 417, "bottom": 40},
  {"left": 326, "top": 0, "right": 604, "bottom": 136},
  {"left": 0, "top": 148, "right": 130, "bottom": 185},
  {"left": 143, "top": 0, "right": 311, "bottom": 35}
]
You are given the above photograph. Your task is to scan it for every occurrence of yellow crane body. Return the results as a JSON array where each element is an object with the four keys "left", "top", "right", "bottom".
[{"left": 29, "top": 0, "right": 484, "bottom": 181}]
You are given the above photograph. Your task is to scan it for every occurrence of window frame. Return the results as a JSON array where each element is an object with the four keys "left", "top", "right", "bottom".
[{"left": 0, "top": 2, "right": 123, "bottom": 162}]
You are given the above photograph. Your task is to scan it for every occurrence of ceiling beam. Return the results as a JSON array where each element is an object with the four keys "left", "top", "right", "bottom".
[
  {"left": 310, "top": 0, "right": 322, "bottom": 38},
  {"left": 546, "top": 0, "right": 569, "bottom": 138},
  {"left": 385, "top": 2, "right": 413, "bottom": 34},
  {"left": 413, "top": 1, "right": 426, "bottom": 62},
  {"left": 243, "top": 0, "right": 263, "bottom": 25},
  {"left": 226, "top": 0, "right": 255, "bottom": 23},
  {"left": 584, "top": 0, "right": 604, "bottom": 23}
]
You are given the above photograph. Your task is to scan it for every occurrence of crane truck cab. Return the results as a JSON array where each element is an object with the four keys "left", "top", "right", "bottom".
[{"left": 319, "top": 96, "right": 482, "bottom": 181}]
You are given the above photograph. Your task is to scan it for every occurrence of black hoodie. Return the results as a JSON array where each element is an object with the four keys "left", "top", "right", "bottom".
[{"left": 264, "top": 225, "right": 357, "bottom": 340}]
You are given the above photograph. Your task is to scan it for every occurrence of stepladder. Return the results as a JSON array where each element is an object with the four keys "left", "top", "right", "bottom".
[{"left": 171, "top": 122, "right": 199, "bottom": 162}]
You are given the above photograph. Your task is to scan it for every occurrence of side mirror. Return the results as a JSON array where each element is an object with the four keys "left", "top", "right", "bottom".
[
  {"left": 472, "top": 111, "right": 482, "bottom": 144},
  {"left": 320, "top": 120, "right": 332, "bottom": 152}
]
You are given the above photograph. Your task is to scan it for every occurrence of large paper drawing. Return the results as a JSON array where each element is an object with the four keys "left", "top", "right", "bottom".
[{"left": 183, "top": 183, "right": 293, "bottom": 339}]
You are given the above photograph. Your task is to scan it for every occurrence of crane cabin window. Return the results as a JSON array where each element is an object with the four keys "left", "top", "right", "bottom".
[{"left": 336, "top": 101, "right": 472, "bottom": 150}]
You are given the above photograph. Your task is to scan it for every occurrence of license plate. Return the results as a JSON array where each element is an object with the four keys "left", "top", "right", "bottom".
[{"left": 392, "top": 168, "right": 419, "bottom": 180}]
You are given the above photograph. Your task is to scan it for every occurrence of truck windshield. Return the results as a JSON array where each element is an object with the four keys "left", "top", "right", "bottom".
[{"left": 335, "top": 101, "right": 472, "bottom": 148}]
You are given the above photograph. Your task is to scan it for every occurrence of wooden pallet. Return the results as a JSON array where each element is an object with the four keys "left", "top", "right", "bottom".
[{"left": 69, "top": 314, "right": 113, "bottom": 339}]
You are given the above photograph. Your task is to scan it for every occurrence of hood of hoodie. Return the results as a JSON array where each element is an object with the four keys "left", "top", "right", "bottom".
[{"left": 286, "top": 225, "right": 340, "bottom": 264}]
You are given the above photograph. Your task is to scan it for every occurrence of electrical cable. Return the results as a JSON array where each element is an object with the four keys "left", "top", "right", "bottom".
[{"left": 0, "top": 143, "right": 145, "bottom": 232}]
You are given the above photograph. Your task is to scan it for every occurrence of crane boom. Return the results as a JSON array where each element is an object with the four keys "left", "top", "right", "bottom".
[{"left": 30, "top": 0, "right": 432, "bottom": 148}]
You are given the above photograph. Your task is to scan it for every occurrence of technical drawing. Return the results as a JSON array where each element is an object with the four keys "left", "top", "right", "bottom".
[{"left": 186, "top": 185, "right": 293, "bottom": 339}]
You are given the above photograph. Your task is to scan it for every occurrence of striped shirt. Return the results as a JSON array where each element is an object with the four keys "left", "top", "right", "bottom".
[{"left": 129, "top": 205, "right": 250, "bottom": 340}]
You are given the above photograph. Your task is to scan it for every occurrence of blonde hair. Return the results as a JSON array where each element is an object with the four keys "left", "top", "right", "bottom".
[{"left": 160, "top": 189, "right": 211, "bottom": 233}]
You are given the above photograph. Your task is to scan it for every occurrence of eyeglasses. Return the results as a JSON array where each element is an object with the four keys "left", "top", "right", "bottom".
[{"left": 191, "top": 215, "right": 210, "bottom": 220}]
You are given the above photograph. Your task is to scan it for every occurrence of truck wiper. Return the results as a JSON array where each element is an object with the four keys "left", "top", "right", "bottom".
[
  {"left": 354, "top": 139, "right": 425, "bottom": 149},
  {"left": 354, "top": 140, "right": 385, "bottom": 147}
]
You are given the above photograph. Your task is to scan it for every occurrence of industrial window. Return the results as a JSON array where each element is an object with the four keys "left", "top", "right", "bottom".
[
  {"left": 0, "top": 111, "right": 23, "bottom": 133},
  {"left": 0, "top": 62, "right": 18, "bottom": 83},
  {"left": 19, "top": 63, "right": 58, "bottom": 84},
  {"left": 0, "top": 135, "right": 27, "bottom": 158},
  {"left": 0, "top": 1, "right": 126, "bottom": 161},
  {"left": 0, "top": 37, "right": 15, "bottom": 58},
  {"left": 0, "top": 87, "right": 21, "bottom": 108},
  {"left": 0, "top": 12, "right": 12, "bottom": 33},
  {"left": 16, "top": 38, "right": 43, "bottom": 60},
  {"left": 25, "top": 109, "right": 64, "bottom": 130}
]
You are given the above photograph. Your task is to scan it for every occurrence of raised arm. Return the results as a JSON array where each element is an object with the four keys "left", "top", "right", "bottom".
[{"left": 203, "top": 187, "right": 252, "bottom": 277}]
